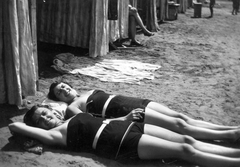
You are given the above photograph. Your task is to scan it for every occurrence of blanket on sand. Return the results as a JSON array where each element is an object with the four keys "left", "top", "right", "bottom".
[{"left": 51, "top": 53, "right": 161, "bottom": 84}]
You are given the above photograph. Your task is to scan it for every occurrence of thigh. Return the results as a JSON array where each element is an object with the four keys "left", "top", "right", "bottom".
[
  {"left": 144, "top": 106, "right": 186, "bottom": 132},
  {"left": 146, "top": 102, "right": 182, "bottom": 117},
  {"left": 143, "top": 124, "right": 186, "bottom": 143},
  {"left": 138, "top": 134, "right": 184, "bottom": 160}
]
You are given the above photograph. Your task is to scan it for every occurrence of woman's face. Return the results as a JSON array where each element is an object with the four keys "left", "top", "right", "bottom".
[
  {"left": 32, "top": 107, "right": 61, "bottom": 130},
  {"left": 53, "top": 83, "right": 78, "bottom": 103}
]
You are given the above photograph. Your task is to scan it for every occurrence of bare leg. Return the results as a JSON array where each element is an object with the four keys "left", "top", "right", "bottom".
[
  {"left": 147, "top": 102, "right": 239, "bottom": 130},
  {"left": 144, "top": 107, "right": 240, "bottom": 141},
  {"left": 144, "top": 124, "right": 240, "bottom": 157},
  {"left": 129, "top": 6, "right": 153, "bottom": 36},
  {"left": 138, "top": 134, "right": 240, "bottom": 167},
  {"left": 209, "top": 4, "right": 214, "bottom": 17},
  {"left": 128, "top": 15, "right": 142, "bottom": 46}
]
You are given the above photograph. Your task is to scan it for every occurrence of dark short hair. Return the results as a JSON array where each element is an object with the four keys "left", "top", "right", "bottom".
[
  {"left": 23, "top": 104, "right": 50, "bottom": 127},
  {"left": 47, "top": 81, "right": 61, "bottom": 101},
  {"left": 47, "top": 81, "right": 73, "bottom": 101}
]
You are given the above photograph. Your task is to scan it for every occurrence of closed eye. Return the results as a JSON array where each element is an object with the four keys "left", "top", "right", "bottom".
[
  {"left": 57, "top": 85, "right": 65, "bottom": 96},
  {"left": 36, "top": 118, "right": 43, "bottom": 126}
]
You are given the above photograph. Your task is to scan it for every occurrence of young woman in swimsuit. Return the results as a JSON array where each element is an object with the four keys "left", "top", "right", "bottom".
[
  {"left": 8, "top": 105, "right": 240, "bottom": 167},
  {"left": 47, "top": 81, "right": 240, "bottom": 141}
]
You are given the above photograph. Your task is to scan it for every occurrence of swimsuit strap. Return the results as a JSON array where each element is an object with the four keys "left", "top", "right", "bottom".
[
  {"left": 101, "top": 95, "right": 116, "bottom": 118},
  {"left": 92, "top": 120, "right": 110, "bottom": 149},
  {"left": 115, "top": 122, "right": 135, "bottom": 159}
]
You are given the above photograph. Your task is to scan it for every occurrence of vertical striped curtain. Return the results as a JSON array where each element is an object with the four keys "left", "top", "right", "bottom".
[
  {"left": 130, "top": 0, "right": 137, "bottom": 7},
  {"left": 0, "top": 0, "right": 37, "bottom": 105},
  {"left": 0, "top": 0, "right": 5, "bottom": 103},
  {"left": 38, "top": 0, "right": 92, "bottom": 48},
  {"left": 89, "top": 0, "right": 109, "bottom": 57},
  {"left": 157, "top": 0, "right": 169, "bottom": 22},
  {"left": 144, "top": 0, "right": 160, "bottom": 32},
  {"left": 188, "top": 0, "right": 193, "bottom": 8},
  {"left": 177, "top": 0, "right": 188, "bottom": 13},
  {"left": 118, "top": 0, "right": 129, "bottom": 39},
  {"left": 109, "top": 0, "right": 129, "bottom": 42},
  {"left": 108, "top": 0, "right": 120, "bottom": 43},
  {"left": 38, "top": 0, "right": 109, "bottom": 57}
]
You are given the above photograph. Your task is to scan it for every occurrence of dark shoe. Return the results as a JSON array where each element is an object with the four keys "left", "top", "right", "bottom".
[
  {"left": 109, "top": 42, "right": 118, "bottom": 50},
  {"left": 130, "top": 41, "right": 143, "bottom": 47},
  {"left": 144, "top": 32, "right": 154, "bottom": 37}
]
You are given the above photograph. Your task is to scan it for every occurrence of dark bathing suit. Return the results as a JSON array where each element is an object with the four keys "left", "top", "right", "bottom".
[
  {"left": 86, "top": 90, "right": 151, "bottom": 122},
  {"left": 67, "top": 113, "right": 144, "bottom": 160}
]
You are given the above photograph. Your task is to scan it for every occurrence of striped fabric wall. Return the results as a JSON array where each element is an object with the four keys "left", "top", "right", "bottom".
[
  {"left": 177, "top": 0, "right": 188, "bottom": 13},
  {"left": 145, "top": 0, "right": 160, "bottom": 32},
  {"left": 157, "top": 0, "right": 169, "bottom": 22},
  {"left": 38, "top": 0, "right": 110, "bottom": 57},
  {"left": 38, "top": 0, "right": 130, "bottom": 57},
  {"left": 109, "top": 0, "right": 129, "bottom": 42},
  {"left": 0, "top": 0, "right": 37, "bottom": 105},
  {"left": 37, "top": 0, "right": 92, "bottom": 48}
]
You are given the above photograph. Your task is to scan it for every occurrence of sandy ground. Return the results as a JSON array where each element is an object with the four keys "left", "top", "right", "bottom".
[{"left": 1, "top": 1, "right": 240, "bottom": 166}]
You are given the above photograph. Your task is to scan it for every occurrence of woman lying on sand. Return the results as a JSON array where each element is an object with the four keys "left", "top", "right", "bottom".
[
  {"left": 47, "top": 81, "right": 240, "bottom": 141},
  {"left": 8, "top": 105, "right": 240, "bottom": 167}
]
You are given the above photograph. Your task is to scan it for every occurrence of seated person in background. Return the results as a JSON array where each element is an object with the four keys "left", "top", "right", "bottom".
[
  {"left": 8, "top": 105, "right": 240, "bottom": 167},
  {"left": 128, "top": 4, "right": 154, "bottom": 46}
]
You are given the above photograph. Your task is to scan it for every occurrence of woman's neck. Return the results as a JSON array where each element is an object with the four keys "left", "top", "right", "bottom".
[
  {"left": 56, "top": 120, "right": 65, "bottom": 127},
  {"left": 70, "top": 94, "right": 80, "bottom": 103}
]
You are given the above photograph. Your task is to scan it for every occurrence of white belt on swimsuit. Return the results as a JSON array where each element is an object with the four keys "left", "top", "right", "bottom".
[
  {"left": 115, "top": 122, "right": 135, "bottom": 159},
  {"left": 92, "top": 120, "right": 110, "bottom": 149},
  {"left": 102, "top": 95, "right": 116, "bottom": 118}
]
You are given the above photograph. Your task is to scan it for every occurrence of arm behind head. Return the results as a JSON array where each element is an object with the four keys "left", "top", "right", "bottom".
[{"left": 8, "top": 122, "right": 61, "bottom": 146}]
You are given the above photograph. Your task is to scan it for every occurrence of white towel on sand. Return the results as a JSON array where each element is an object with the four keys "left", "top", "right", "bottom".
[{"left": 52, "top": 53, "right": 161, "bottom": 84}]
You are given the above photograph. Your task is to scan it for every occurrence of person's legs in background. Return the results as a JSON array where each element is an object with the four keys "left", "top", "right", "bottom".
[{"left": 128, "top": 5, "right": 154, "bottom": 46}]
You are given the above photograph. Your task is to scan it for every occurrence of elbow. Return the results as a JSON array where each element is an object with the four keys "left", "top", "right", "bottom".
[
  {"left": 8, "top": 123, "right": 15, "bottom": 131},
  {"left": 8, "top": 122, "right": 24, "bottom": 135},
  {"left": 8, "top": 123, "right": 17, "bottom": 135}
]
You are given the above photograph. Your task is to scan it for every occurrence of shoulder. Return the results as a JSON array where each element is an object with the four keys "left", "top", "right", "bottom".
[{"left": 49, "top": 121, "right": 70, "bottom": 146}]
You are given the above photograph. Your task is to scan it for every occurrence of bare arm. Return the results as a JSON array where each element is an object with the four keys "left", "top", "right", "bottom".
[
  {"left": 8, "top": 122, "right": 62, "bottom": 146},
  {"left": 106, "top": 108, "right": 145, "bottom": 122}
]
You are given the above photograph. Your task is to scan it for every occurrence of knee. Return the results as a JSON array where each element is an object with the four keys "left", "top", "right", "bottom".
[
  {"left": 178, "top": 113, "right": 189, "bottom": 121},
  {"left": 178, "top": 113, "right": 193, "bottom": 125},
  {"left": 182, "top": 135, "right": 196, "bottom": 145},
  {"left": 129, "top": 8, "right": 138, "bottom": 16},
  {"left": 181, "top": 143, "right": 196, "bottom": 156},
  {"left": 175, "top": 118, "right": 188, "bottom": 129},
  {"left": 175, "top": 118, "right": 192, "bottom": 134}
]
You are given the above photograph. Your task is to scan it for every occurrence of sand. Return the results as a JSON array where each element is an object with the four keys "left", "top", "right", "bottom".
[{"left": 1, "top": 1, "right": 240, "bottom": 166}]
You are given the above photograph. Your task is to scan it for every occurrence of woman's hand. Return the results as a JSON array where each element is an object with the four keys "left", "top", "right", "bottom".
[{"left": 125, "top": 108, "right": 144, "bottom": 122}]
